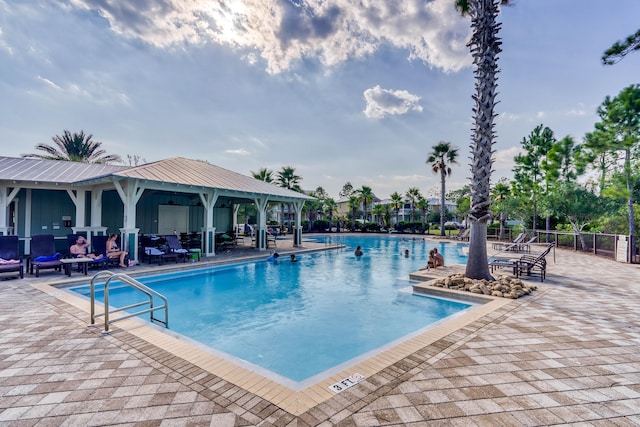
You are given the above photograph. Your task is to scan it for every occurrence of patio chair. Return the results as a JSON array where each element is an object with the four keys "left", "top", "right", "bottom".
[
  {"left": 456, "top": 228, "right": 470, "bottom": 241},
  {"left": 518, "top": 243, "right": 554, "bottom": 282},
  {"left": 492, "top": 232, "right": 526, "bottom": 251},
  {"left": 139, "top": 236, "right": 178, "bottom": 265},
  {"left": 0, "top": 235, "right": 24, "bottom": 279},
  {"left": 489, "top": 242, "right": 554, "bottom": 280},
  {"left": 65, "top": 234, "right": 109, "bottom": 271},
  {"left": 89, "top": 235, "right": 122, "bottom": 268},
  {"left": 164, "top": 235, "right": 188, "bottom": 262},
  {"left": 29, "top": 234, "right": 63, "bottom": 277},
  {"left": 267, "top": 232, "right": 277, "bottom": 248},
  {"left": 216, "top": 233, "right": 235, "bottom": 252},
  {"left": 515, "top": 236, "right": 538, "bottom": 253}
]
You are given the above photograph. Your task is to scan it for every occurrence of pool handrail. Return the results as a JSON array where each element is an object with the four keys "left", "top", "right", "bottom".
[{"left": 89, "top": 270, "right": 168, "bottom": 334}]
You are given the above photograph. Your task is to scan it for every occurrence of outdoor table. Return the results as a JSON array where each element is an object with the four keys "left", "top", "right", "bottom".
[
  {"left": 60, "top": 257, "right": 95, "bottom": 276},
  {"left": 489, "top": 258, "right": 520, "bottom": 277}
]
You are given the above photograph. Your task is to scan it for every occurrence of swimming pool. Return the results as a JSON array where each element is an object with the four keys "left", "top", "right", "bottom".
[{"left": 71, "top": 235, "right": 472, "bottom": 384}]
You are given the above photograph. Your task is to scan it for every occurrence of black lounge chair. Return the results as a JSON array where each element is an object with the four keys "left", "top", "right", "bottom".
[
  {"left": 164, "top": 235, "right": 188, "bottom": 262},
  {"left": 0, "top": 235, "right": 24, "bottom": 279},
  {"left": 29, "top": 234, "right": 63, "bottom": 277},
  {"left": 489, "top": 243, "right": 554, "bottom": 282},
  {"left": 139, "top": 236, "right": 178, "bottom": 265},
  {"left": 518, "top": 243, "right": 554, "bottom": 282},
  {"left": 90, "top": 235, "right": 120, "bottom": 268},
  {"left": 65, "top": 234, "right": 109, "bottom": 272}
]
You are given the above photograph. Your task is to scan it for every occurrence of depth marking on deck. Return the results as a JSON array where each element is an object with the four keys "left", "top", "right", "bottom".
[{"left": 329, "top": 373, "right": 365, "bottom": 393}]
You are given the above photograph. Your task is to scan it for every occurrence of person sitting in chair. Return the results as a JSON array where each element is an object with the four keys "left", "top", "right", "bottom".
[
  {"left": 70, "top": 236, "right": 102, "bottom": 259},
  {"left": 106, "top": 234, "right": 128, "bottom": 267}
]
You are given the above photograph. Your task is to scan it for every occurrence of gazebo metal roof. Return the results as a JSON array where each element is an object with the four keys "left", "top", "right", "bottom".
[{"left": 0, "top": 156, "right": 313, "bottom": 201}]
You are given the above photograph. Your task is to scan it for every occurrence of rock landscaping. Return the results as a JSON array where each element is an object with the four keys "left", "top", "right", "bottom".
[{"left": 430, "top": 273, "right": 538, "bottom": 299}]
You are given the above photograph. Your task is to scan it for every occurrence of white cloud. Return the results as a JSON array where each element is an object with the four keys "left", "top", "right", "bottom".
[
  {"left": 36, "top": 76, "right": 61, "bottom": 90},
  {"left": 497, "top": 112, "right": 520, "bottom": 122},
  {"left": 492, "top": 146, "right": 521, "bottom": 179},
  {"left": 566, "top": 103, "right": 587, "bottom": 116},
  {"left": 363, "top": 85, "right": 423, "bottom": 119},
  {"left": 0, "top": 27, "right": 13, "bottom": 55},
  {"left": 67, "top": 0, "right": 471, "bottom": 74},
  {"left": 225, "top": 148, "right": 251, "bottom": 156}
]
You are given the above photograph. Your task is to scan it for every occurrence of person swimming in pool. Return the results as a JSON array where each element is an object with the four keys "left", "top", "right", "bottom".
[
  {"left": 354, "top": 246, "right": 363, "bottom": 257},
  {"left": 290, "top": 254, "right": 298, "bottom": 262}
]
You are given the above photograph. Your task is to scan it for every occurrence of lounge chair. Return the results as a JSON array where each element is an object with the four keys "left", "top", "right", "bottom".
[
  {"left": 216, "top": 233, "right": 235, "bottom": 252},
  {"left": 267, "top": 232, "right": 277, "bottom": 248},
  {"left": 489, "top": 243, "right": 554, "bottom": 282},
  {"left": 518, "top": 243, "right": 554, "bottom": 282},
  {"left": 0, "top": 235, "right": 24, "bottom": 279},
  {"left": 91, "top": 235, "right": 121, "bottom": 268},
  {"left": 65, "top": 234, "right": 109, "bottom": 272},
  {"left": 164, "top": 235, "right": 188, "bottom": 262},
  {"left": 456, "top": 228, "right": 470, "bottom": 241},
  {"left": 29, "top": 234, "right": 63, "bottom": 277},
  {"left": 138, "top": 236, "right": 178, "bottom": 265},
  {"left": 492, "top": 232, "right": 526, "bottom": 251},
  {"left": 516, "top": 236, "right": 538, "bottom": 253}
]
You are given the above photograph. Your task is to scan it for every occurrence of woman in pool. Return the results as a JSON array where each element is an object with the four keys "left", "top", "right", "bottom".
[
  {"left": 106, "top": 234, "right": 129, "bottom": 267},
  {"left": 354, "top": 246, "right": 363, "bottom": 257}
]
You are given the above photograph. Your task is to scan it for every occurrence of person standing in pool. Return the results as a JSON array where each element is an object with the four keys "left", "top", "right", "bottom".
[
  {"left": 290, "top": 254, "right": 298, "bottom": 262},
  {"left": 354, "top": 246, "right": 363, "bottom": 257}
]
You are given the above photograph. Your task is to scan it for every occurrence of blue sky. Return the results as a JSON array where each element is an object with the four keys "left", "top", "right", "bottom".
[{"left": 1, "top": 0, "right": 639, "bottom": 200}]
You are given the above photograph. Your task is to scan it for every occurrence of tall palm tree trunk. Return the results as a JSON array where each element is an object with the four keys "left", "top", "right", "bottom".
[
  {"left": 440, "top": 170, "right": 446, "bottom": 236},
  {"left": 464, "top": 0, "right": 502, "bottom": 280}
]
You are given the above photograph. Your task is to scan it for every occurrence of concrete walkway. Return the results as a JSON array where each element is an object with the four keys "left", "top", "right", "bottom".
[{"left": 1, "top": 240, "right": 639, "bottom": 426}]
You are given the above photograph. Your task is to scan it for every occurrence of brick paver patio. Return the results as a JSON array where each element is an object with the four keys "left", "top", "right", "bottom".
[{"left": 1, "top": 239, "right": 639, "bottom": 426}]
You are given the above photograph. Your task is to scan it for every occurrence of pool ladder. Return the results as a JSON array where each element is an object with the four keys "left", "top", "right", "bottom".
[
  {"left": 324, "top": 235, "right": 346, "bottom": 251},
  {"left": 89, "top": 270, "right": 168, "bottom": 334}
]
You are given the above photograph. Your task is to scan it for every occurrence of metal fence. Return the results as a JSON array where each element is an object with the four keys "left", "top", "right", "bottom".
[{"left": 488, "top": 228, "right": 638, "bottom": 264}]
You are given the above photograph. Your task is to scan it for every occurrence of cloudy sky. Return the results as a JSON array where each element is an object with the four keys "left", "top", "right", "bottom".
[{"left": 1, "top": 0, "right": 639, "bottom": 199}]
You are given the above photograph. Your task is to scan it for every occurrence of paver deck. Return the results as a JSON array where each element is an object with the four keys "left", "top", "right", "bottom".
[{"left": 1, "top": 237, "right": 639, "bottom": 426}]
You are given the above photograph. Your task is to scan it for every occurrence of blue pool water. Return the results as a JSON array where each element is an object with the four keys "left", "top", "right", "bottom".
[{"left": 71, "top": 235, "right": 472, "bottom": 383}]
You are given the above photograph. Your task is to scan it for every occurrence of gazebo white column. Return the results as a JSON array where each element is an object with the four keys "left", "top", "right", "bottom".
[
  {"left": 200, "top": 190, "right": 219, "bottom": 257},
  {"left": 253, "top": 196, "right": 270, "bottom": 251},
  {"left": 0, "top": 185, "right": 19, "bottom": 235},
  {"left": 113, "top": 179, "right": 144, "bottom": 263},
  {"left": 292, "top": 200, "right": 305, "bottom": 247}
]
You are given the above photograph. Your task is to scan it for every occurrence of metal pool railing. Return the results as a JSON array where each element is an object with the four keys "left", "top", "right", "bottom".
[{"left": 89, "top": 270, "right": 168, "bottom": 334}]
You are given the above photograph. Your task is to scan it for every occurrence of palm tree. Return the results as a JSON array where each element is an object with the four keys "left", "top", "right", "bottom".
[
  {"left": 455, "top": 0, "right": 507, "bottom": 280},
  {"left": 354, "top": 186, "right": 374, "bottom": 223},
  {"left": 390, "top": 191, "right": 403, "bottom": 226},
  {"left": 491, "top": 181, "right": 511, "bottom": 240},
  {"left": 372, "top": 204, "right": 387, "bottom": 228},
  {"left": 348, "top": 195, "right": 360, "bottom": 231},
  {"left": 405, "top": 187, "right": 422, "bottom": 222},
  {"left": 276, "top": 166, "right": 302, "bottom": 232},
  {"left": 427, "top": 142, "right": 459, "bottom": 236},
  {"left": 22, "top": 130, "right": 122, "bottom": 163},
  {"left": 251, "top": 167, "right": 274, "bottom": 183},
  {"left": 324, "top": 197, "right": 337, "bottom": 232},
  {"left": 416, "top": 197, "right": 429, "bottom": 231}
]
